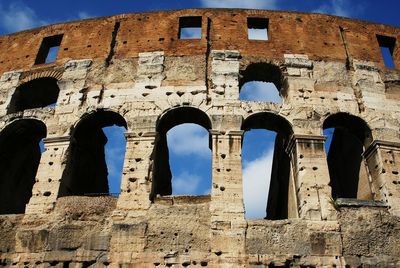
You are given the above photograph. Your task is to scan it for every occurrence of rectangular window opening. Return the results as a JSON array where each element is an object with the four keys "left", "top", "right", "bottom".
[
  {"left": 377, "top": 35, "right": 396, "bottom": 69},
  {"left": 35, "top": 34, "right": 63, "bottom": 64},
  {"left": 179, "top": 16, "right": 202, "bottom": 39},
  {"left": 248, "top": 17, "right": 269, "bottom": 41}
]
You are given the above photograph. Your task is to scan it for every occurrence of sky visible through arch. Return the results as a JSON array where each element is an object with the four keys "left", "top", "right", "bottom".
[{"left": 0, "top": 0, "right": 398, "bottom": 219}]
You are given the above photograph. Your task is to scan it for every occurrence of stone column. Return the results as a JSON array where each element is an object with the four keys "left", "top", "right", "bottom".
[
  {"left": 210, "top": 50, "right": 240, "bottom": 100},
  {"left": 115, "top": 131, "right": 156, "bottom": 219},
  {"left": 0, "top": 71, "right": 21, "bottom": 117},
  {"left": 288, "top": 135, "right": 336, "bottom": 221},
  {"left": 25, "top": 136, "right": 70, "bottom": 215},
  {"left": 364, "top": 140, "right": 400, "bottom": 216},
  {"left": 110, "top": 132, "right": 156, "bottom": 263},
  {"left": 209, "top": 130, "right": 246, "bottom": 265}
]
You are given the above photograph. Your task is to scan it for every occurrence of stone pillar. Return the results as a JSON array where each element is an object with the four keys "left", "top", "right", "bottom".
[
  {"left": 110, "top": 131, "right": 157, "bottom": 264},
  {"left": 288, "top": 135, "right": 336, "bottom": 221},
  {"left": 364, "top": 140, "right": 400, "bottom": 216},
  {"left": 115, "top": 131, "right": 156, "bottom": 219},
  {"left": 57, "top": 59, "right": 92, "bottom": 108},
  {"left": 136, "top": 51, "right": 165, "bottom": 89},
  {"left": 209, "top": 130, "right": 246, "bottom": 265},
  {"left": 210, "top": 50, "right": 240, "bottom": 100},
  {"left": 0, "top": 71, "right": 21, "bottom": 117},
  {"left": 25, "top": 136, "right": 70, "bottom": 215}
]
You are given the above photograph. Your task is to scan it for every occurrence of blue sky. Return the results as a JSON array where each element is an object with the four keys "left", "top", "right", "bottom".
[
  {"left": 1, "top": 0, "right": 398, "bottom": 219},
  {"left": 0, "top": 0, "right": 398, "bottom": 35}
]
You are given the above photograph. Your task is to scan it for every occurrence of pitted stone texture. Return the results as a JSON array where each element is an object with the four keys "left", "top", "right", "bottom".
[{"left": 0, "top": 8, "right": 399, "bottom": 268}]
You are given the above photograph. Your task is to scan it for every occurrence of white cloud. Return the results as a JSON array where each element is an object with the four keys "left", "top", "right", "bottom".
[
  {"left": 243, "top": 148, "right": 274, "bottom": 219},
  {"left": 200, "top": 0, "right": 278, "bottom": 9},
  {"left": 167, "top": 123, "right": 210, "bottom": 158},
  {"left": 180, "top": 28, "right": 202, "bottom": 39},
  {"left": 248, "top": 28, "right": 268, "bottom": 40},
  {"left": 240, "top": 81, "right": 282, "bottom": 103},
  {"left": 77, "top": 11, "right": 93, "bottom": 20},
  {"left": 172, "top": 171, "right": 202, "bottom": 195},
  {"left": 0, "top": 2, "right": 95, "bottom": 34},
  {"left": 0, "top": 2, "right": 48, "bottom": 33},
  {"left": 312, "top": 0, "right": 364, "bottom": 18}
]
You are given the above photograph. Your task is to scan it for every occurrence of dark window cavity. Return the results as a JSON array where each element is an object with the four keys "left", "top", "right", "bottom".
[
  {"left": 323, "top": 113, "right": 373, "bottom": 200},
  {"left": 58, "top": 110, "right": 127, "bottom": 197},
  {"left": 179, "top": 16, "right": 202, "bottom": 39},
  {"left": 0, "top": 119, "right": 46, "bottom": 214},
  {"left": 35, "top": 34, "right": 63, "bottom": 64},
  {"left": 242, "top": 113, "right": 293, "bottom": 220},
  {"left": 248, "top": 17, "right": 269, "bottom": 40},
  {"left": 7, "top": 77, "right": 60, "bottom": 114},
  {"left": 377, "top": 35, "right": 396, "bottom": 69},
  {"left": 239, "top": 63, "right": 283, "bottom": 104},
  {"left": 151, "top": 107, "right": 212, "bottom": 200}
]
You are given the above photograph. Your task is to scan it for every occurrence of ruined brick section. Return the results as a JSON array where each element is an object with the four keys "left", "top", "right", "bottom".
[{"left": 0, "top": 8, "right": 399, "bottom": 268}]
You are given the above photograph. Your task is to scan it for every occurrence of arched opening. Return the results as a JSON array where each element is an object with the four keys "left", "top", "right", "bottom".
[
  {"left": 7, "top": 78, "right": 60, "bottom": 114},
  {"left": 0, "top": 119, "right": 46, "bottom": 214},
  {"left": 323, "top": 113, "right": 373, "bottom": 200},
  {"left": 239, "top": 63, "right": 283, "bottom": 104},
  {"left": 151, "top": 107, "right": 212, "bottom": 200},
  {"left": 59, "top": 110, "right": 127, "bottom": 197},
  {"left": 242, "top": 113, "right": 293, "bottom": 220}
]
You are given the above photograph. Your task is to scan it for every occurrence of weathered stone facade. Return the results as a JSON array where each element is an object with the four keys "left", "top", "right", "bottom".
[{"left": 0, "top": 9, "right": 400, "bottom": 268}]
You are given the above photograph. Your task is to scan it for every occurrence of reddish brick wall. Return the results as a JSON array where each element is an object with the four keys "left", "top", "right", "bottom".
[{"left": 0, "top": 9, "right": 398, "bottom": 74}]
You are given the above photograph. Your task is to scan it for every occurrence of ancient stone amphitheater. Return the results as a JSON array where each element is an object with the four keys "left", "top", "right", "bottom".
[{"left": 0, "top": 8, "right": 399, "bottom": 268}]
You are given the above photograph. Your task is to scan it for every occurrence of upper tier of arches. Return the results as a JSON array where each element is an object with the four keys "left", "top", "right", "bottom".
[{"left": 0, "top": 9, "right": 398, "bottom": 75}]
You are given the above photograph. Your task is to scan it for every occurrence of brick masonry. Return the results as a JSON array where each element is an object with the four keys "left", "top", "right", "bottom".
[{"left": 0, "top": 8, "right": 399, "bottom": 268}]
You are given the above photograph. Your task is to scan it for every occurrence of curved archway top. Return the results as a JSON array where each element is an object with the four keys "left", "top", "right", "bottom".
[
  {"left": 19, "top": 70, "right": 63, "bottom": 85},
  {"left": 1, "top": 112, "right": 47, "bottom": 130},
  {"left": 157, "top": 106, "right": 212, "bottom": 134},
  {"left": 72, "top": 109, "right": 128, "bottom": 138},
  {"left": 239, "top": 62, "right": 283, "bottom": 90},
  {"left": 241, "top": 112, "right": 293, "bottom": 137},
  {"left": 0, "top": 119, "right": 47, "bottom": 143},
  {"left": 323, "top": 112, "right": 372, "bottom": 146}
]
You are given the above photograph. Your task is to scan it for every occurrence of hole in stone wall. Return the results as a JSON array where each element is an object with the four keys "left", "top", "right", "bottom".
[
  {"left": 58, "top": 110, "right": 127, "bottom": 197},
  {"left": 35, "top": 34, "right": 63, "bottom": 64},
  {"left": 151, "top": 107, "right": 212, "bottom": 200},
  {"left": 247, "top": 17, "right": 269, "bottom": 40},
  {"left": 377, "top": 34, "right": 396, "bottom": 69},
  {"left": 323, "top": 113, "right": 373, "bottom": 200},
  {"left": 242, "top": 113, "right": 293, "bottom": 220},
  {"left": 179, "top": 16, "right": 202, "bottom": 39},
  {"left": 0, "top": 119, "right": 46, "bottom": 214},
  {"left": 239, "top": 63, "right": 283, "bottom": 103},
  {"left": 7, "top": 78, "right": 60, "bottom": 114},
  {"left": 242, "top": 129, "right": 276, "bottom": 219}
]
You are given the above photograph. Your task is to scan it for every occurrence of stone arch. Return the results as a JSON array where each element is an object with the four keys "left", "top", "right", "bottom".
[
  {"left": 7, "top": 77, "right": 61, "bottom": 114},
  {"left": 241, "top": 112, "right": 293, "bottom": 220},
  {"left": 0, "top": 119, "right": 47, "bottom": 214},
  {"left": 323, "top": 112, "right": 374, "bottom": 200},
  {"left": 239, "top": 62, "right": 284, "bottom": 103},
  {"left": 58, "top": 110, "right": 127, "bottom": 197},
  {"left": 151, "top": 106, "right": 212, "bottom": 200},
  {"left": 71, "top": 107, "right": 128, "bottom": 131},
  {"left": 19, "top": 69, "right": 63, "bottom": 84}
]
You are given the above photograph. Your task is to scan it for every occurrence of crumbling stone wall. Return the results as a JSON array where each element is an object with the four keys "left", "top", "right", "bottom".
[{"left": 0, "top": 9, "right": 399, "bottom": 268}]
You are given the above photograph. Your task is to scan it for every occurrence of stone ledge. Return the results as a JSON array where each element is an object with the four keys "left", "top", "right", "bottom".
[
  {"left": 154, "top": 195, "right": 211, "bottom": 205},
  {"left": 336, "top": 198, "right": 387, "bottom": 208}
]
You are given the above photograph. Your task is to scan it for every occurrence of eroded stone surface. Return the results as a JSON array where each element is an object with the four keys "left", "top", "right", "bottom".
[{"left": 0, "top": 8, "right": 399, "bottom": 268}]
